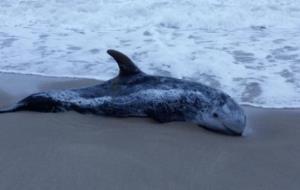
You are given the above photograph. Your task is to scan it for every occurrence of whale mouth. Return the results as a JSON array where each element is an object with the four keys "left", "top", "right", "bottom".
[
  {"left": 222, "top": 124, "right": 243, "bottom": 136},
  {"left": 199, "top": 124, "right": 242, "bottom": 136}
]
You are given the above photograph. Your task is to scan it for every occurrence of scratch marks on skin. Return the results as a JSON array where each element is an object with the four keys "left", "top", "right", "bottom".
[
  {"left": 116, "top": 89, "right": 208, "bottom": 106},
  {"left": 39, "top": 88, "right": 209, "bottom": 114},
  {"left": 39, "top": 91, "right": 112, "bottom": 108}
]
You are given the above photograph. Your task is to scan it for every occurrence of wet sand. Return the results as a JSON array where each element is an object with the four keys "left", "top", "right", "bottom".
[{"left": 0, "top": 72, "right": 300, "bottom": 190}]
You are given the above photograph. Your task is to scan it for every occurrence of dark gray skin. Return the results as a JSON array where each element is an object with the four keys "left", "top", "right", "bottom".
[{"left": 0, "top": 49, "right": 246, "bottom": 135}]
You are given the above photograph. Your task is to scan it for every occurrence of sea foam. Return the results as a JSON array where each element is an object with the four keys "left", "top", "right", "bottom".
[{"left": 0, "top": 0, "right": 299, "bottom": 108}]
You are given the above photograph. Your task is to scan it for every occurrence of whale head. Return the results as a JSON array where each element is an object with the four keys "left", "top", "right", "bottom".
[{"left": 196, "top": 93, "right": 246, "bottom": 136}]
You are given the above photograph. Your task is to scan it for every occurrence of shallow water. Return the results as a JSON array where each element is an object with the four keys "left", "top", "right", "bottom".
[{"left": 0, "top": 0, "right": 300, "bottom": 107}]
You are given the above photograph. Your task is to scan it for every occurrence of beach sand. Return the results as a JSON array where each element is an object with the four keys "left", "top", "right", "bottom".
[{"left": 0, "top": 72, "right": 299, "bottom": 190}]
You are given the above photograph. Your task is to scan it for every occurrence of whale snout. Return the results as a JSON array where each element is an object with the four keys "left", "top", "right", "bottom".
[
  {"left": 222, "top": 108, "right": 247, "bottom": 136},
  {"left": 200, "top": 120, "right": 246, "bottom": 136}
]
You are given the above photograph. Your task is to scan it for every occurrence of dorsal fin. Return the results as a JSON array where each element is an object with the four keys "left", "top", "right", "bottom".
[{"left": 107, "top": 49, "right": 142, "bottom": 76}]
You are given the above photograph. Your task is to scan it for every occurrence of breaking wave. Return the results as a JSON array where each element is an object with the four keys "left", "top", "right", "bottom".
[{"left": 0, "top": 0, "right": 300, "bottom": 107}]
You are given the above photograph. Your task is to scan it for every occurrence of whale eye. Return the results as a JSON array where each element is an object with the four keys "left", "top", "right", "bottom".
[{"left": 213, "top": 113, "right": 218, "bottom": 118}]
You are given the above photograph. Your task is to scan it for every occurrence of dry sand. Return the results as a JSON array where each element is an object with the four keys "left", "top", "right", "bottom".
[{"left": 0, "top": 72, "right": 299, "bottom": 190}]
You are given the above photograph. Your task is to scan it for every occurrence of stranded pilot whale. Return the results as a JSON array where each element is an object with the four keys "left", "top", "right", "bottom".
[{"left": 0, "top": 49, "right": 246, "bottom": 135}]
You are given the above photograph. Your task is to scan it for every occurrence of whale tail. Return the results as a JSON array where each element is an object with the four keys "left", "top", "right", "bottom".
[
  {"left": 0, "top": 104, "right": 23, "bottom": 113},
  {"left": 107, "top": 49, "right": 143, "bottom": 76}
]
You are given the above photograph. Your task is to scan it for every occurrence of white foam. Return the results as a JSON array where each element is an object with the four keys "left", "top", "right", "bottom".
[{"left": 0, "top": 0, "right": 300, "bottom": 108}]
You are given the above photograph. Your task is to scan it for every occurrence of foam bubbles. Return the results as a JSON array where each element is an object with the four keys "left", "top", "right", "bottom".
[{"left": 0, "top": 0, "right": 300, "bottom": 108}]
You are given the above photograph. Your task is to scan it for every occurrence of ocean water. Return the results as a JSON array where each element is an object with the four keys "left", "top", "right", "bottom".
[{"left": 0, "top": 0, "right": 299, "bottom": 108}]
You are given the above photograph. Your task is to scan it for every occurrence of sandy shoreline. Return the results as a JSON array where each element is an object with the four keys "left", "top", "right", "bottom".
[{"left": 0, "top": 72, "right": 300, "bottom": 190}]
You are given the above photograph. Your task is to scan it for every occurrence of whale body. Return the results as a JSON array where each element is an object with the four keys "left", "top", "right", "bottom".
[{"left": 0, "top": 49, "right": 246, "bottom": 135}]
